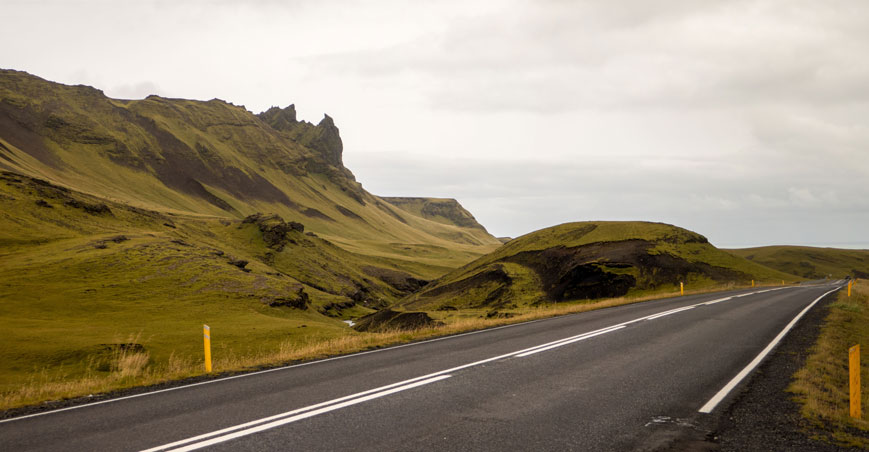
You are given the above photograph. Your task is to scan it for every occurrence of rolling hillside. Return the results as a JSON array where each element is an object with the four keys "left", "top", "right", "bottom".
[
  {"left": 726, "top": 246, "right": 869, "bottom": 279},
  {"left": 401, "top": 221, "right": 798, "bottom": 311},
  {"left": 0, "top": 70, "right": 500, "bottom": 398},
  {"left": 0, "top": 69, "right": 500, "bottom": 259}
]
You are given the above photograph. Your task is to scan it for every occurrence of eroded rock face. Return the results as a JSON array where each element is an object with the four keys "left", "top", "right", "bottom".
[
  {"left": 309, "top": 115, "right": 343, "bottom": 167},
  {"left": 257, "top": 105, "right": 344, "bottom": 168}
]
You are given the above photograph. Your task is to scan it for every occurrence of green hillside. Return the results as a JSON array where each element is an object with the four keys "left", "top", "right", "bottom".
[
  {"left": 401, "top": 221, "right": 798, "bottom": 311},
  {"left": 0, "top": 170, "right": 454, "bottom": 392},
  {"left": 726, "top": 246, "right": 869, "bottom": 279},
  {"left": 0, "top": 69, "right": 500, "bottom": 257},
  {"left": 0, "top": 70, "right": 502, "bottom": 405}
]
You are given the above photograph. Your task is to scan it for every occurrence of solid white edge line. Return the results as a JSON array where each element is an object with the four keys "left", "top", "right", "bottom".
[
  {"left": 162, "top": 375, "right": 454, "bottom": 452},
  {"left": 697, "top": 286, "right": 842, "bottom": 413}
]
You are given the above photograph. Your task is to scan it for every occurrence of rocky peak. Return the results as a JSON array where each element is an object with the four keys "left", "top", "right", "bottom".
[
  {"left": 257, "top": 105, "right": 344, "bottom": 168},
  {"left": 258, "top": 104, "right": 298, "bottom": 132},
  {"left": 311, "top": 114, "right": 343, "bottom": 167}
]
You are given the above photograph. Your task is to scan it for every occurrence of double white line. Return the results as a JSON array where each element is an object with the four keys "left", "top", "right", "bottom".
[
  {"left": 145, "top": 322, "right": 638, "bottom": 451},
  {"left": 144, "top": 288, "right": 790, "bottom": 451},
  {"left": 142, "top": 375, "right": 452, "bottom": 452}
]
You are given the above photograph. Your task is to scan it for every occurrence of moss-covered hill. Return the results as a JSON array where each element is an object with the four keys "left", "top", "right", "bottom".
[
  {"left": 401, "top": 221, "right": 798, "bottom": 311},
  {"left": 726, "top": 246, "right": 869, "bottom": 279},
  {"left": 0, "top": 69, "right": 500, "bottom": 258},
  {"left": 0, "top": 69, "right": 501, "bottom": 397}
]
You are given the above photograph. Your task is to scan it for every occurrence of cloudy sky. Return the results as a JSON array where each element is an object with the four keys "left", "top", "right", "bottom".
[{"left": 3, "top": 0, "right": 868, "bottom": 247}]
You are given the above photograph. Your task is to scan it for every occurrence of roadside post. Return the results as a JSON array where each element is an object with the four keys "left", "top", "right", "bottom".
[
  {"left": 850, "top": 344, "right": 861, "bottom": 419},
  {"left": 751, "top": 280, "right": 755, "bottom": 288},
  {"left": 204, "top": 324, "right": 213, "bottom": 373},
  {"left": 680, "top": 281, "right": 684, "bottom": 296},
  {"left": 848, "top": 281, "right": 852, "bottom": 298}
]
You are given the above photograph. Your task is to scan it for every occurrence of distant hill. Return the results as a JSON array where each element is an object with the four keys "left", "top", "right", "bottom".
[
  {"left": 382, "top": 197, "right": 489, "bottom": 231},
  {"left": 401, "top": 221, "right": 797, "bottom": 311},
  {"left": 726, "top": 246, "right": 869, "bottom": 279}
]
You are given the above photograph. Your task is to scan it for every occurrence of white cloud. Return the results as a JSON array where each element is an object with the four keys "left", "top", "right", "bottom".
[{"left": 2, "top": 0, "right": 868, "bottom": 247}]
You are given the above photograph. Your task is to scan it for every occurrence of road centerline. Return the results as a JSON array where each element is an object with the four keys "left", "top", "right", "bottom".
[{"left": 161, "top": 375, "right": 454, "bottom": 452}]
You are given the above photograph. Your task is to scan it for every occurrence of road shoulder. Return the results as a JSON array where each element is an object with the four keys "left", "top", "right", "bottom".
[{"left": 714, "top": 289, "right": 862, "bottom": 451}]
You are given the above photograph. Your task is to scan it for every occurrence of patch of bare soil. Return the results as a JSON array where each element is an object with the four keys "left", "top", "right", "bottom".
[{"left": 352, "top": 309, "right": 442, "bottom": 333}]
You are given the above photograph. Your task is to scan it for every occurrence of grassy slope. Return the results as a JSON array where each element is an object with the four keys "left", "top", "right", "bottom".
[
  {"left": 0, "top": 70, "right": 506, "bottom": 407},
  {"left": 790, "top": 280, "right": 868, "bottom": 448},
  {"left": 402, "top": 221, "right": 798, "bottom": 311},
  {"left": 0, "top": 172, "right": 410, "bottom": 394},
  {"left": 727, "top": 246, "right": 869, "bottom": 279},
  {"left": 0, "top": 69, "right": 500, "bottom": 263}
]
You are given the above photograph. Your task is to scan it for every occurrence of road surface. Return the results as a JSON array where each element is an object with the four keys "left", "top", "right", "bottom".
[{"left": 0, "top": 282, "right": 844, "bottom": 451}]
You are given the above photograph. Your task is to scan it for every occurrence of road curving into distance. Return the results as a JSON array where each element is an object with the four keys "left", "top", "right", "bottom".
[{"left": 0, "top": 282, "right": 845, "bottom": 451}]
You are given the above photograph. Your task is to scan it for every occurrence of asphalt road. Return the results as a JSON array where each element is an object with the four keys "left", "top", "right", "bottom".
[{"left": 0, "top": 282, "right": 844, "bottom": 451}]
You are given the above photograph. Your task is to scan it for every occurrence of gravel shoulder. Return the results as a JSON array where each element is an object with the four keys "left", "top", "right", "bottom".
[{"left": 713, "top": 289, "right": 864, "bottom": 451}]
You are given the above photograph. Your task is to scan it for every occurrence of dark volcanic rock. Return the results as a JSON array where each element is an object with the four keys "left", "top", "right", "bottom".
[
  {"left": 362, "top": 266, "right": 429, "bottom": 294},
  {"left": 257, "top": 105, "right": 345, "bottom": 168},
  {"left": 241, "top": 213, "right": 304, "bottom": 251},
  {"left": 64, "top": 199, "right": 112, "bottom": 215},
  {"left": 309, "top": 115, "right": 343, "bottom": 167},
  {"left": 228, "top": 258, "right": 249, "bottom": 271},
  {"left": 265, "top": 288, "right": 309, "bottom": 309},
  {"left": 353, "top": 309, "right": 441, "bottom": 333}
]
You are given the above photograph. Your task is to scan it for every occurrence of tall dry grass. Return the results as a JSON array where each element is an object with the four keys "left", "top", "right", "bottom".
[
  {"left": 790, "top": 279, "right": 868, "bottom": 448},
  {"left": 1, "top": 281, "right": 768, "bottom": 411}
]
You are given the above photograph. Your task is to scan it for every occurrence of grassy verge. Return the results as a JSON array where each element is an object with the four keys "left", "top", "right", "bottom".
[
  {"left": 0, "top": 280, "right": 771, "bottom": 412},
  {"left": 790, "top": 279, "right": 868, "bottom": 448}
]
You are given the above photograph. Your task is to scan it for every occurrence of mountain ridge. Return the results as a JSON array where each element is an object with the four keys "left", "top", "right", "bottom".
[{"left": 0, "top": 69, "right": 501, "bottom": 253}]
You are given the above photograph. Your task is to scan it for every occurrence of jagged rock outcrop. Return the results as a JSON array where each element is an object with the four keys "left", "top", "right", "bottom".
[{"left": 257, "top": 105, "right": 344, "bottom": 168}]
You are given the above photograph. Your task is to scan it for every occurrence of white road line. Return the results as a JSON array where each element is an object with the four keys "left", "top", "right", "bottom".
[
  {"left": 704, "top": 297, "right": 732, "bottom": 306},
  {"left": 644, "top": 305, "right": 696, "bottom": 320},
  {"left": 515, "top": 325, "right": 626, "bottom": 357},
  {"left": 163, "top": 375, "right": 453, "bottom": 452},
  {"left": 140, "top": 376, "right": 449, "bottom": 452},
  {"left": 697, "top": 286, "right": 841, "bottom": 413}
]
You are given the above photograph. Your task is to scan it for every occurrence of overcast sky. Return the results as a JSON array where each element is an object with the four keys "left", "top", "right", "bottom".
[{"left": 3, "top": 0, "right": 868, "bottom": 247}]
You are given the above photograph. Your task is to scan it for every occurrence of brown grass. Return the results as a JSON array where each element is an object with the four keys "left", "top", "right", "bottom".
[
  {"left": 790, "top": 279, "right": 869, "bottom": 448},
  {"left": 0, "top": 281, "right": 772, "bottom": 411}
]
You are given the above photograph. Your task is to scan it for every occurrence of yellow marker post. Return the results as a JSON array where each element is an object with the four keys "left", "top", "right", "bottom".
[
  {"left": 849, "top": 281, "right": 852, "bottom": 297},
  {"left": 850, "top": 344, "right": 861, "bottom": 419},
  {"left": 782, "top": 280, "right": 785, "bottom": 286},
  {"left": 203, "top": 324, "right": 212, "bottom": 373},
  {"left": 680, "top": 281, "right": 684, "bottom": 296},
  {"left": 751, "top": 279, "right": 755, "bottom": 288}
]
